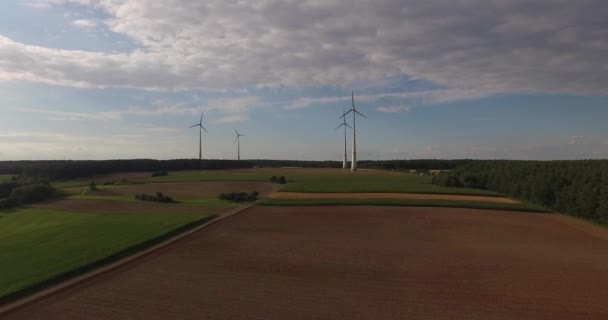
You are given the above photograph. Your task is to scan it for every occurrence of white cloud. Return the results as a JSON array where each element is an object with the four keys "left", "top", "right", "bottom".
[
  {"left": 376, "top": 105, "right": 410, "bottom": 113},
  {"left": 13, "top": 107, "right": 123, "bottom": 121},
  {"left": 71, "top": 19, "right": 98, "bottom": 29},
  {"left": 4, "top": 0, "right": 608, "bottom": 97},
  {"left": 285, "top": 89, "right": 494, "bottom": 109}
]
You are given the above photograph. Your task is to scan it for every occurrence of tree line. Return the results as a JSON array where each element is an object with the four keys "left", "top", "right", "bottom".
[
  {"left": 0, "top": 159, "right": 471, "bottom": 180},
  {"left": 433, "top": 160, "right": 608, "bottom": 223}
]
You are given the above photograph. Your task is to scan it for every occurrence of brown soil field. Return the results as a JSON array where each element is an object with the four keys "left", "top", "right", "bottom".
[
  {"left": 33, "top": 199, "right": 229, "bottom": 215},
  {"left": 6, "top": 206, "right": 608, "bottom": 319},
  {"left": 98, "top": 181, "right": 276, "bottom": 199},
  {"left": 269, "top": 192, "right": 519, "bottom": 203}
]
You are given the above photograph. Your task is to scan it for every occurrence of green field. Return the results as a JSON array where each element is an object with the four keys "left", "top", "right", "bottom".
[
  {"left": 54, "top": 169, "right": 499, "bottom": 196},
  {"left": 69, "top": 195, "right": 239, "bottom": 206},
  {"left": 257, "top": 198, "right": 549, "bottom": 212},
  {"left": 0, "top": 174, "right": 14, "bottom": 182},
  {"left": 0, "top": 208, "right": 214, "bottom": 304}
]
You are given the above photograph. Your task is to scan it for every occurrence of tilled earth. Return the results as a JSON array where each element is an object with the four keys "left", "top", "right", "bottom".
[{"left": 5, "top": 206, "right": 608, "bottom": 319}]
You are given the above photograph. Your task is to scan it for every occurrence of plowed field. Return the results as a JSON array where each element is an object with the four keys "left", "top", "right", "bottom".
[{"left": 5, "top": 206, "right": 608, "bottom": 319}]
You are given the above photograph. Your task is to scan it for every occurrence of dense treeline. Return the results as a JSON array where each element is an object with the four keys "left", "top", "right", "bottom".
[
  {"left": 0, "top": 178, "right": 56, "bottom": 209},
  {"left": 433, "top": 160, "right": 608, "bottom": 223},
  {"left": 0, "top": 159, "right": 469, "bottom": 180},
  {"left": 358, "top": 159, "right": 472, "bottom": 170}
]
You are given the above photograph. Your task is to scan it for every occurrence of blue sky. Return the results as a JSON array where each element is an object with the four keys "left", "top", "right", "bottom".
[{"left": 0, "top": 0, "right": 607, "bottom": 160}]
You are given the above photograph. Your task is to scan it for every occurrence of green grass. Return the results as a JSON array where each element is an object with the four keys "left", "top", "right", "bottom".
[
  {"left": 69, "top": 195, "right": 239, "bottom": 206},
  {"left": 52, "top": 169, "right": 500, "bottom": 196},
  {"left": 0, "top": 208, "right": 214, "bottom": 304},
  {"left": 0, "top": 174, "right": 15, "bottom": 182},
  {"left": 133, "top": 169, "right": 499, "bottom": 196},
  {"left": 256, "top": 198, "right": 549, "bottom": 213}
]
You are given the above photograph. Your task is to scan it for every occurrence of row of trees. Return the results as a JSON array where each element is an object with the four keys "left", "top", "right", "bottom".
[
  {"left": 219, "top": 192, "right": 259, "bottom": 203},
  {"left": 433, "top": 160, "right": 608, "bottom": 223},
  {"left": 134, "top": 192, "right": 175, "bottom": 203},
  {"left": 0, "top": 179, "right": 56, "bottom": 209},
  {"left": 0, "top": 159, "right": 471, "bottom": 180}
]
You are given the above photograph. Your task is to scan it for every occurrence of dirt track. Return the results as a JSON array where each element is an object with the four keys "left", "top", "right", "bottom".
[
  {"left": 269, "top": 192, "right": 519, "bottom": 203},
  {"left": 6, "top": 206, "right": 608, "bottom": 319}
]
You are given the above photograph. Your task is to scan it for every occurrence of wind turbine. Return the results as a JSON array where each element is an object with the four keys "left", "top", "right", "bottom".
[
  {"left": 188, "top": 112, "right": 208, "bottom": 161},
  {"left": 234, "top": 129, "right": 245, "bottom": 160},
  {"left": 335, "top": 109, "right": 351, "bottom": 169},
  {"left": 340, "top": 91, "right": 367, "bottom": 171}
]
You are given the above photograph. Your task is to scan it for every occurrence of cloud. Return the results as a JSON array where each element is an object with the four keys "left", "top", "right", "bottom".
[
  {"left": 376, "top": 105, "right": 410, "bottom": 113},
  {"left": 3, "top": 0, "right": 608, "bottom": 97},
  {"left": 13, "top": 107, "right": 123, "bottom": 121},
  {"left": 568, "top": 135, "right": 587, "bottom": 145},
  {"left": 71, "top": 19, "right": 98, "bottom": 29},
  {"left": 205, "top": 96, "right": 259, "bottom": 124},
  {"left": 286, "top": 88, "right": 494, "bottom": 109}
]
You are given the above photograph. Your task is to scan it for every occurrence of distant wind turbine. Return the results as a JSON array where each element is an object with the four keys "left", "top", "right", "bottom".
[
  {"left": 234, "top": 129, "right": 245, "bottom": 160},
  {"left": 335, "top": 109, "right": 352, "bottom": 169},
  {"left": 340, "top": 92, "right": 367, "bottom": 171},
  {"left": 188, "top": 112, "right": 208, "bottom": 161}
]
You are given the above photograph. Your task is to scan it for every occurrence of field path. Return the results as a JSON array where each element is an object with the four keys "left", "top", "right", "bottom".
[
  {"left": 270, "top": 192, "right": 519, "bottom": 203},
  {"left": 4, "top": 206, "right": 608, "bottom": 319}
]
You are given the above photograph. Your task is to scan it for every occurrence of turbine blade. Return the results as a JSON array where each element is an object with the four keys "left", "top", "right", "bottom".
[
  {"left": 352, "top": 91, "right": 355, "bottom": 109},
  {"left": 201, "top": 126, "right": 208, "bottom": 133},
  {"left": 234, "top": 136, "right": 238, "bottom": 143},
  {"left": 234, "top": 129, "right": 239, "bottom": 135},
  {"left": 339, "top": 109, "right": 353, "bottom": 119},
  {"left": 335, "top": 123, "right": 345, "bottom": 130},
  {"left": 345, "top": 123, "right": 352, "bottom": 128},
  {"left": 188, "top": 124, "right": 199, "bottom": 128},
  {"left": 355, "top": 110, "right": 367, "bottom": 118},
  {"left": 200, "top": 112, "right": 204, "bottom": 124}
]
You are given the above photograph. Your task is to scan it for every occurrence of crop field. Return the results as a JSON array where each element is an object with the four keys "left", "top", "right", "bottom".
[
  {"left": 54, "top": 168, "right": 499, "bottom": 196},
  {"left": 0, "top": 208, "right": 213, "bottom": 304},
  {"left": 2, "top": 167, "right": 556, "bottom": 317},
  {"left": 5, "top": 206, "right": 608, "bottom": 319}
]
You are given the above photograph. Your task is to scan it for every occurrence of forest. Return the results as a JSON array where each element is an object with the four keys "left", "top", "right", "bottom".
[
  {"left": 0, "top": 159, "right": 470, "bottom": 180},
  {"left": 433, "top": 160, "right": 608, "bottom": 223}
]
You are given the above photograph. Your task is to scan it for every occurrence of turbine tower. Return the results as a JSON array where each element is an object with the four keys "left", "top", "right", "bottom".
[
  {"left": 188, "top": 112, "right": 208, "bottom": 161},
  {"left": 234, "top": 129, "right": 245, "bottom": 160},
  {"left": 335, "top": 110, "right": 351, "bottom": 169},
  {"left": 340, "top": 91, "right": 367, "bottom": 171}
]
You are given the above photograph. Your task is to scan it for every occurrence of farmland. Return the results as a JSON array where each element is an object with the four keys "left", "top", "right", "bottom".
[
  {"left": 54, "top": 168, "right": 500, "bottom": 196},
  {"left": 0, "top": 208, "right": 213, "bottom": 304},
  {"left": 5, "top": 167, "right": 608, "bottom": 319},
  {"left": 5, "top": 206, "right": 608, "bottom": 319}
]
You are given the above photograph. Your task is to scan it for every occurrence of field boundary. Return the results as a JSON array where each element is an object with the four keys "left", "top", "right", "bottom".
[
  {"left": 0, "top": 204, "right": 253, "bottom": 317},
  {"left": 268, "top": 192, "right": 517, "bottom": 203},
  {"left": 257, "top": 199, "right": 550, "bottom": 213}
]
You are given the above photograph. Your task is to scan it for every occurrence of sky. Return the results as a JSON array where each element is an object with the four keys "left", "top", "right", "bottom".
[{"left": 0, "top": 0, "right": 607, "bottom": 161}]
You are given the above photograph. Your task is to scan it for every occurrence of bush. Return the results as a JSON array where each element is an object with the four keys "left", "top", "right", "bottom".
[
  {"left": 269, "top": 176, "right": 287, "bottom": 184},
  {"left": 218, "top": 191, "right": 259, "bottom": 203},
  {"left": 134, "top": 192, "right": 175, "bottom": 203},
  {"left": 9, "top": 183, "right": 56, "bottom": 204},
  {"left": 151, "top": 171, "right": 168, "bottom": 177},
  {"left": 89, "top": 182, "right": 99, "bottom": 191},
  {"left": 0, "top": 181, "right": 18, "bottom": 199}
]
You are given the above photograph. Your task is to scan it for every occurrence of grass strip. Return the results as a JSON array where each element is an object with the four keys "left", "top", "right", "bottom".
[
  {"left": 257, "top": 198, "right": 550, "bottom": 213},
  {"left": 69, "top": 195, "right": 237, "bottom": 206}
]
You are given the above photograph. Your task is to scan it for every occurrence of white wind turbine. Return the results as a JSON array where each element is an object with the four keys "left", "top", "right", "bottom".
[
  {"left": 188, "top": 112, "right": 208, "bottom": 161},
  {"left": 234, "top": 129, "right": 245, "bottom": 160},
  {"left": 340, "top": 91, "right": 367, "bottom": 171},
  {"left": 335, "top": 109, "right": 352, "bottom": 169}
]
